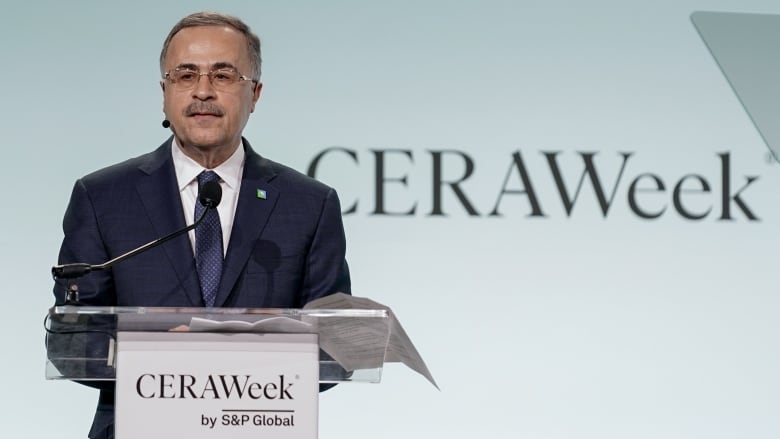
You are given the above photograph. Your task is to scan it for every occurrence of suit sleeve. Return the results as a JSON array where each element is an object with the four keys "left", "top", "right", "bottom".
[
  {"left": 54, "top": 179, "right": 117, "bottom": 306},
  {"left": 300, "top": 187, "right": 351, "bottom": 305}
]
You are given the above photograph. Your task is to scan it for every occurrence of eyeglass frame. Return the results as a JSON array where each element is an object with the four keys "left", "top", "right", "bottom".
[{"left": 162, "top": 64, "right": 259, "bottom": 90}]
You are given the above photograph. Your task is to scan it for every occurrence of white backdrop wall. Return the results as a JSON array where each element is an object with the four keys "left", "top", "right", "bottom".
[{"left": 3, "top": 1, "right": 780, "bottom": 438}]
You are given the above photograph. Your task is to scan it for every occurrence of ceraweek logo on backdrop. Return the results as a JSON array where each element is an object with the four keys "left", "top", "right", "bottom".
[
  {"left": 308, "top": 148, "right": 761, "bottom": 221},
  {"left": 301, "top": 13, "right": 780, "bottom": 222}
]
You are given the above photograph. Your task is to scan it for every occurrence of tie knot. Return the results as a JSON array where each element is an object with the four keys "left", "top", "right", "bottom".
[{"left": 198, "top": 170, "right": 220, "bottom": 188}]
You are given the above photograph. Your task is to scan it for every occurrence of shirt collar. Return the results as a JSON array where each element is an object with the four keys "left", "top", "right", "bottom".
[{"left": 171, "top": 138, "right": 246, "bottom": 191}]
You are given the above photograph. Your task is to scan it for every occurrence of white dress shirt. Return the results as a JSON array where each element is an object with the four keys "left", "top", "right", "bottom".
[{"left": 171, "top": 139, "right": 245, "bottom": 256}]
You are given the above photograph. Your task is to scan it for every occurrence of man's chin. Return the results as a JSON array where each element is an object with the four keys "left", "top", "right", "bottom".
[{"left": 176, "top": 132, "right": 229, "bottom": 151}]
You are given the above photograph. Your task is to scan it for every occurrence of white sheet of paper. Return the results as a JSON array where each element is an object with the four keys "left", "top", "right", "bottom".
[
  {"left": 304, "top": 293, "right": 438, "bottom": 389},
  {"left": 188, "top": 316, "right": 313, "bottom": 333}
]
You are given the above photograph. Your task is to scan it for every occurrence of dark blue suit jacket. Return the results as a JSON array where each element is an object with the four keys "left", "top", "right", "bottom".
[{"left": 54, "top": 137, "right": 350, "bottom": 438}]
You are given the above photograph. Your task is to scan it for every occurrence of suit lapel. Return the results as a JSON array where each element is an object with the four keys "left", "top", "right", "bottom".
[
  {"left": 136, "top": 138, "right": 202, "bottom": 306},
  {"left": 214, "top": 140, "right": 279, "bottom": 306}
]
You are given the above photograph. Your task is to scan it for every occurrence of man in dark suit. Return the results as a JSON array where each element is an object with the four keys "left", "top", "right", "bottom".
[{"left": 53, "top": 12, "right": 350, "bottom": 439}]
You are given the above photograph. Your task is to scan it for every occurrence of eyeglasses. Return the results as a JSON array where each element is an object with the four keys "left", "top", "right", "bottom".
[{"left": 163, "top": 67, "right": 256, "bottom": 91}]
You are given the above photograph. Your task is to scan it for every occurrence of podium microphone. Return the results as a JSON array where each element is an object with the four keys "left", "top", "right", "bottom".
[{"left": 52, "top": 180, "right": 222, "bottom": 282}]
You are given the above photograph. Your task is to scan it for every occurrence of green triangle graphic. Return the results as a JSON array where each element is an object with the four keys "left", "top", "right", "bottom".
[{"left": 692, "top": 11, "right": 780, "bottom": 163}]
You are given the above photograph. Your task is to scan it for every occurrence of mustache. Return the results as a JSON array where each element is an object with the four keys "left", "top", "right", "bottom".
[{"left": 185, "top": 102, "right": 224, "bottom": 116}]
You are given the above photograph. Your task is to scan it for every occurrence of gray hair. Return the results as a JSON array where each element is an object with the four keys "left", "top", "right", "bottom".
[{"left": 159, "top": 11, "right": 262, "bottom": 80}]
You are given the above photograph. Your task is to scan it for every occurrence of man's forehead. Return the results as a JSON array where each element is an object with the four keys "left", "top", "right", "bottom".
[{"left": 165, "top": 26, "right": 248, "bottom": 66}]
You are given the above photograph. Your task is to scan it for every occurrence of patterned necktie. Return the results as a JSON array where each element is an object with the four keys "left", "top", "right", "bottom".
[{"left": 195, "top": 170, "right": 223, "bottom": 307}]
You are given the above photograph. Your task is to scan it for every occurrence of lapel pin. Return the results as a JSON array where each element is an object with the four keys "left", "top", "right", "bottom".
[{"left": 256, "top": 189, "right": 267, "bottom": 200}]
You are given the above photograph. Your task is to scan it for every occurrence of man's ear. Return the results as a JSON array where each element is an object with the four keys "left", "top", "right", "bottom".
[{"left": 250, "top": 82, "right": 263, "bottom": 113}]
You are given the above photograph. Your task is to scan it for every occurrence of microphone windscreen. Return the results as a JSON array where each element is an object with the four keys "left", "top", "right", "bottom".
[{"left": 199, "top": 181, "right": 223, "bottom": 208}]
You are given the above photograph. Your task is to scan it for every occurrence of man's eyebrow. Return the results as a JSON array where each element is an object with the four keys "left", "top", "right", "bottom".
[
  {"left": 174, "top": 63, "right": 199, "bottom": 71},
  {"left": 211, "top": 62, "right": 238, "bottom": 70},
  {"left": 171, "top": 62, "right": 238, "bottom": 72}
]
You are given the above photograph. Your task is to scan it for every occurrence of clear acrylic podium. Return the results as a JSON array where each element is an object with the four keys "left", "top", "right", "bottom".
[{"left": 45, "top": 305, "right": 391, "bottom": 384}]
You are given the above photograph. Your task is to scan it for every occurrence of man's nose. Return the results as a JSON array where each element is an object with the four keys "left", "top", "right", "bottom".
[{"left": 192, "top": 73, "right": 216, "bottom": 99}]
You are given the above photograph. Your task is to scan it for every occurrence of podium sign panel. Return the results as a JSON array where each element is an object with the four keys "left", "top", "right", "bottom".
[{"left": 115, "top": 332, "right": 319, "bottom": 439}]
